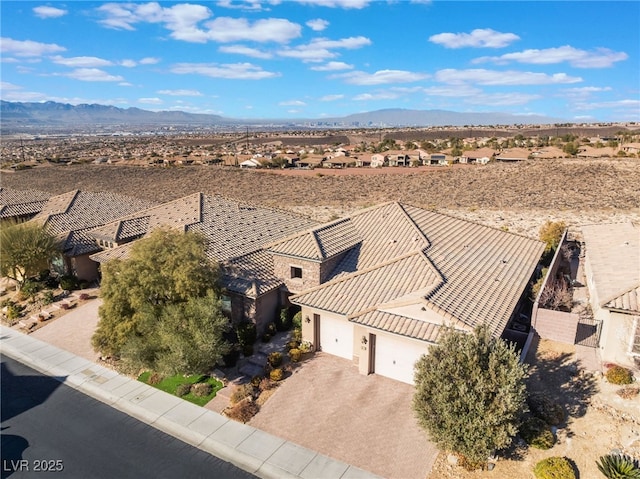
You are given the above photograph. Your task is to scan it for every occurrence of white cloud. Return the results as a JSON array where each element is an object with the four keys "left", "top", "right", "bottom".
[
  {"left": 140, "top": 57, "right": 160, "bottom": 64},
  {"left": 219, "top": 45, "right": 273, "bottom": 59},
  {"left": 310, "top": 61, "right": 353, "bottom": 71},
  {"left": 353, "top": 92, "right": 400, "bottom": 101},
  {"left": 33, "top": 6, "right": 68, "bottom": 18},
  {"left": 306, "top": 19, "right": 329, "bottom": 31},
  {"left": 334, "top": 69, "right": 429, "bottom": 85},
  {"left": 1, "top": 37, "right": 66, "bottom": 57},
  {"left": 319, "top": 94, "right": 344, "bottom": 101},
  {"left": 434, "top": 68, "right": 582, "bottom": 86},
  {"left": 50, "top": 55, "right": 114, "bottom": 67},
  {"left": 278, "top": 36, "right": 370, "bottom": 62},
  {"left": 429, "top": 28, "right": 520, "bottom": 49},
  {"left": 575, "top": 99, "right": 640, "bottom": 110},
  {"left": 62, "top": 68, "right": 125, "bottom": 82},
  {"left": 279, "top": 100, "right": 306, "bottom": 106},
  {"left": 138, "top": 97, "right": 163, "bottom": 104},
  {"left": 292, "top": 0, "right": 371, "bottom": 8},
  {"left": 157, "top": 89, "right": 203, "bottom": 96},
  {"left": 562, "top": 86, "right": 612, "bottom": 99},
  {"left": 422, "top": 85, "right": 480, "bottom": 97},
  {"left": 216, "top": 0, "right": 267, "bottom": 10},
  {"left": 120, "top": 59, "right": 137, "bottom": 67},
  {"left": 203, "top": 17, "right": 301, "bottom": 43},
  {"left": 473, "top": 45, "right": 628, "bottom": 68},
  {"left": 171, "top": 62, "right": 279, "bottom": 80}
]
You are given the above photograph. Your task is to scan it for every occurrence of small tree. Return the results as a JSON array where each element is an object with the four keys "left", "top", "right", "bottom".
[
  {"left": 413, "top": 325, "right": 528, "bottom": 467},
  {"left": 0, "top": 221, "right": 60, "bottom": 289},
  {"left": 539, "top": 220, "right": 566, "bottom": 254}
]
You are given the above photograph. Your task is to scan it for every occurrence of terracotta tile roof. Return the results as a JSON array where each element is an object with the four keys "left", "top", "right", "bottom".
[
  {"left": 222, "top": 250, "right": 283, "bottom": 298},
  {"left": 89, "top": 244, "right": 133, "bottom": 263},
  {"left": 291, "top": 203, "right": 544, "bottom": 340},
  {"left": 581, "top": 222, "right": 640, "bottom": 313},
  {"left": 349, "top": 309, "right": 445, "bottom": 343},
  {"left": 0, "top": 187, "right": 51, "bottom": 219}
]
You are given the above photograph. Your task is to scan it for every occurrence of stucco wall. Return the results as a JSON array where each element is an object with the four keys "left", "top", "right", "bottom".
[
  {"left": 70, "top": 254, "right": 99, "bottom": 282},
  {"left": 600, "top": 311, "right": 637, "bottom": 368}
]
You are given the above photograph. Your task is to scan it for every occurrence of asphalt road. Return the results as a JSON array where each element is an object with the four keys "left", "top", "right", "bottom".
[{"left": 1, "top": 356, "right": 257, "bottom": 479}]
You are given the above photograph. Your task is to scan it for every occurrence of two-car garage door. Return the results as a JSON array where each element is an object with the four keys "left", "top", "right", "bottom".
[{"left": 373, "top": 333, "right": 429, "bottom": 385}]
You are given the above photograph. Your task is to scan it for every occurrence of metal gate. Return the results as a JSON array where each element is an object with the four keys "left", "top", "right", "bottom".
[{"left": 574, "top": 317, "right": 602, "bottom": 348}]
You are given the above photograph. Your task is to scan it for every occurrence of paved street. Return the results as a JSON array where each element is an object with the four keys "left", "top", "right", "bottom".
[{"left": 1, "top": 356, "right": 256, "bottom": 479}]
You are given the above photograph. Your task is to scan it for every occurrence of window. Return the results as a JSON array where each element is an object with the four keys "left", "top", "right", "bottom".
[
  {"left": 631, "top": 318, "right": 640, "bottom": 356},
  {"left": 221, "top": 295, "right": 232, "bottom": 314},
  {"left": 291, "top": 266, "right": 303, "bottom": 279}
]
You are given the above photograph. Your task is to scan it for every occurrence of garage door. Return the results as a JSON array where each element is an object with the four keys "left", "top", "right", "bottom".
[
  {"left": 320, "top": 315, "right": 354, "bottom": 360},
  {"left": 374, "top": 333, "right": 429, "bottom": 384}
]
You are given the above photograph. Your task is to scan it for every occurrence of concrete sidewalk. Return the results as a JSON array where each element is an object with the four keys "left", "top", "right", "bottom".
[{"left": 0, "top": 326, "right": 381, "bottom": 479}]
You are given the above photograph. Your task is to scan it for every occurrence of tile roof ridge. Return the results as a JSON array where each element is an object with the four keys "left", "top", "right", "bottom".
[
  {"left": 38, "top": 189, "right": 79, "bottom": 227},
  {"left": 403, "top": 202, "right": 543, "bottom": 243},
  {"left": 290, "top": 249, "right": 427, "bottom": 301},
  {"left": 395, "top": 202, "right": 432, "bottom": 249},
  {"left": 600, "top": 280, "right": 640, "bottom": 309},
  {"left": 311, "top": 230, "right": 325, "bottom": 260}
]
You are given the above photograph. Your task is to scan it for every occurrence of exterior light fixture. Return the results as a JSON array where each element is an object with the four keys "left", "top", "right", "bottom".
[
  {"left": 305, "top": 315, "right": 311, "bottom": 323},
  {"left": 361, "top": 335, "right": 368, "bottom": 345}
]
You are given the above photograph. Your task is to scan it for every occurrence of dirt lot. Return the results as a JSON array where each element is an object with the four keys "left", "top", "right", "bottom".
[
  {"left": 429, "top": 338, "right": 640, "bottom": 479},
  {"left": 3, "top": 158, "right": 639, "bottom": 237}
]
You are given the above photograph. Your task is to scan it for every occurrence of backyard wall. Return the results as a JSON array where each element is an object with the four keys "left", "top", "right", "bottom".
[{"left": 534, "top": 309, "right": 579, "bottom": 344}]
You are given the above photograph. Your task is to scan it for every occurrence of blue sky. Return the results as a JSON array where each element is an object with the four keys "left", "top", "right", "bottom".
[{"left": 1, "top": 1, "right": 638, "bottom": 122}]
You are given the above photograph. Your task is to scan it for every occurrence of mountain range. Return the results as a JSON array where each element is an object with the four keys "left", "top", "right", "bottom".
[{"left": 0, "top": 101, "right": 562, "bottom": 131}]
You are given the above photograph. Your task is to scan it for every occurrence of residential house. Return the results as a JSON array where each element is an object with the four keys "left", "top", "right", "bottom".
[
  {"left": 581, "top": 223, "right": 640, "bottom": 369},
  {"left": 621, "top": 143, "right": 640, "bottom": 155},
  {"left": 386, "top": 151, "right": 412, "bottom": 167},
  {"left": 273, "top": 203, "right": 544, "bottom": 384},
  {"left": 459, "top": 148, "right": 495, "bottom": 165},
  {"left": 577, "top": 146, "right": 619, "bottom": 158},
  {"left": 495, "top": 148, "right": 531, "bottom": 162},
  {"left": 354, "top": 155, "right": 372, "bottom": 168},
  {"left": 89, "top": 193, "right": 318, "bottom": 333},
  {"left": 0, "top": 187, "right": 51, "bottom": 223},
  {"left": 370, "top": 153, "right": 387, "bottom": 168},
  {"left": 30, "top": 190, "right": 154, "bottom": 281}
]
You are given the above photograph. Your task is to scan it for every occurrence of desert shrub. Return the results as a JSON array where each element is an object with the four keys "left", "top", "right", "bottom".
[
  {"left": 292, "top": 311, "right": 302, "bottom": 330},
  {"left": 79, "top": 293, "right": 90, "bottom": 301},
  {"left": 266, "top": 321, "right": 277, "bottom": 335},
  {"left": 242, "top": 344, "right": 254, "bottom": 357},
  {"left": 286, "top": 340, "right": 300, "bottom": 350},
  {"left": 176, "top": 383, "right": 191, "bottom": 397},
  {"left": 250, "top": 375, "right": 263, "bottom": 388},
  {"left": 520, "top": 417, "right": 555, "bottom": 449},
  {"left": 191, "top": 382, "right": 213, "bottom": 397},
  {"left": 270, "top": 368, "right": 283, "bottom": 381},
  {"left": 288, "top": 348, "right": 302, "bottom": 362},
  {"left": 148, "top": 372, "right": 164, "bottom": 385},
  {"left": 606, "top": 365, "right": 633, "bottom": 385},
  {"left": 596, "top": 453, "right": 640, "bottom": 479},
  {"left": 21, "top": 280, "right": 41, "bottom": 299},
  {"left": 259, "top": 378, "right": 276, "bottom": 392},
  {"left": 298, "top": 340, "right": 312, "bottom": 353},
  {"left": 617, "top": 387, "right": 640, "bottom": 400},
  {"left": 534, "top": 457, "right": 576, "bottom": 479},
  {"left": 236, "top": 321, "right": 256, "bottom": 347},
  {"left": 292, "top": 329, "right": 302, "bottom": 343},
  {"left": 59, "top": 274, "right": 80, "bottom": 291},
  {"left": 267, "top": 352, "right": 282, "bottom": 367},
  {"left": 6, "top": 303, "right": 24, "bottom": 320},
  {"left": 528, "top": 393, "right": 566, "bottom": 425},
  {"left": 539, "top": 221, "right": 567, "bottom": 254},
  {"left": 226, "top": 398, "right": 259, "bottom": 423},
  {"left": 42, "top": 290, "right": 55, "bottom": 305},
  {"left": 231, "top": 384, "right": 255, "bottom": 404}
]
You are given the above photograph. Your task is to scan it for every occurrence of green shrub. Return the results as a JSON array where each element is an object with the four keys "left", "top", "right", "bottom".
[
  {"left": 298, "top": 340, "right": 312, "bottom": 353},
  {"left": 191, "top": 382, "right": 213, "bottom": 397},
  {"left": 176, "top": 383, "right": 191, "bottom": 397},
  {"left": 21, "top": 280, "right": 41, "bottom": 298},
  {"left": 266, "top": 321, "right": 277, "bottom": 335},
  {"left": 292, "top": 329, "right": 302, "bottom": 343},
  {"left": 276, "top": 308, "right": 292, "bottom": 332},
  {"left": 534, "top": 457, "right": 576, "bottom": 479},
  {"left": 6, "top": 303, "right": 24, "bottom": 320},
  {"left": 59, "top": 274, "right": 80, "bottom": 291},
  {"left": 528, "top": 393, "right": 566, "bottom": 425},
  {"left": 286, "top": 340, "right": 300, "bottom": 351},
  {"left": 606, "top": 365, "right": 634, "bottom": 385},
  {"left": 292, "top": 311, "right": 302, "bottom": 330},
  {"left": 520, "top": 417, "right": 555, "bottom": 449},
  {"left": 42, "top": 290, "right": 55, "bottom": 305},
  {"left": 596, "top": 453, "right": 640, "bottom": 479},
  {"left": 288, "top": 348, "right": 302, "bottom": 362},
  {"left": 269, "top": 368, "right": 283, "bottom": 381},
  {"left": 236, "top": 321, "right": 256, "bottom": 346},
  {"left": 268, "top": 352, "right": 282, "bottom": 367},
  {"left": 250, "top": 375, "right": 263, "bottom": 388}
]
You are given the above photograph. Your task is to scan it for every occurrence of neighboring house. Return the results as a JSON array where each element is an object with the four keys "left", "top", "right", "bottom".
[
  {"left": 429, "top": 154, "right": 454, "bottom": 166},
  {"left": 621, "top": 143, "right": 640, "bottom": 155},
  {"left": 30, "top": 190, "right": 154, "bottom": 281},
  {"left": 240, "top": 158, "right": 261, "bottom": 168},
  {"left": 354, "top": 156, "right": 372, "bottom": 168},
  {"left": 459, "top": 147, "right": 495, "bottom": 164},
  {"left": 370, "top": 153, "right": 387, "bottom": 168},
  {"left": 386, "top": 151, "right": 412, "bottom": 167},
  {"left": 0, "top": 187, "right": 51, "bottom": 223},
  {"left": 275, "top": 202, "right": 544, "bottom": 384},
  {"left": 577, "top": 146, "right": 618, "bottom": 158},
  {"left": 530, "top": 147, "right": 565, "bottom": 159},
  {"left": 581, "top": 223, "right": 640, "bottom": 369},
  {"left": 89, "top": 193, "right": 318, "bottom": 332},
  {"left": 495, "top": 148, "right": 531, "bottom": 162},
  {"left": 296, "top": 155, "right": 325, "bottom": 169}
]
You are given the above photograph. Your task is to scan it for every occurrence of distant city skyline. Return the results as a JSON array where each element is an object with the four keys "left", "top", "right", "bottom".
[{"left": 1, "top": 1, "right": 638, "bottom": 122}]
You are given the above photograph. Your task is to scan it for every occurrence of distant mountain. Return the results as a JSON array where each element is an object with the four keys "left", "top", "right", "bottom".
[{"left": 0, "top": 101, "right": 562, "bottom": 132}]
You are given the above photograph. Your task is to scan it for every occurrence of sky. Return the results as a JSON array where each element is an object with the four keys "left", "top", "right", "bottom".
[{"left": 1, "top": 1, "right": 639, "bottom": 122}]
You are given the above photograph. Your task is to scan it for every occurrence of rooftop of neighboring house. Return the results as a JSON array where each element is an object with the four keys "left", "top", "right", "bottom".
[
  {"left": 31, "top": 190, "right": 155, "bottom": 256},
  {"left": 290, "top": 202, "right": 545, "bottom": 342},
  {"left": 0, "top": 187, "right": 51, "bottom": 219},
  {"left": 581, "top": 222, "right": 640, "bottom": 313}
]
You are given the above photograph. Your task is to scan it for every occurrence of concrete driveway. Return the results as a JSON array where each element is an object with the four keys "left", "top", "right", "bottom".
[{"left": 249, "top": 353, "right": 439, "bottom": 479}]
